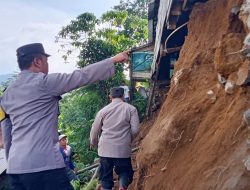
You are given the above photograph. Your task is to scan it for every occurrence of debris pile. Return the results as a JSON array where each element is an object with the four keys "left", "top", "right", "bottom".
[{"left": 132, "top": 0, "right": 250, "bottom": 189}]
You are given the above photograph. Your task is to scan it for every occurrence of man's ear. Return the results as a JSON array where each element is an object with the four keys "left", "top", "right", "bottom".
[{"left": 33, "top": 57, "right": 42, "bottom": 68}]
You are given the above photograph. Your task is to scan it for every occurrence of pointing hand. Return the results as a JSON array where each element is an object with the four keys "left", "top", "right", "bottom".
[{"left": 111, "top": 51, "right": 130, "bottom": 64}]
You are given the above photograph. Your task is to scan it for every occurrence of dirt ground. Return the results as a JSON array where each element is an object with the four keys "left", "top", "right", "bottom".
[{"left": 129, "top": 0, "right": 250, "bottom": 189}]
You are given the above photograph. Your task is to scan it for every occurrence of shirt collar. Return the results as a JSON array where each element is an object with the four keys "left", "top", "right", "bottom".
[
  {"left": 20, "top": 70, "right": 35, "bottom": 75},
  {"left": 111, "top": 98, "right": 124, "bottom": 103}
]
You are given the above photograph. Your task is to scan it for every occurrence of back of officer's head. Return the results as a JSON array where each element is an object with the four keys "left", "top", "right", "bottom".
[
  {"left": 17, "top": 54, "right": 43, "bottom": 70},
  {"left": 110, "top": 87, "right": 124, "bottom": 99},
  {"left": 16, "top": 43, "right": 50, "bottom": 70}
]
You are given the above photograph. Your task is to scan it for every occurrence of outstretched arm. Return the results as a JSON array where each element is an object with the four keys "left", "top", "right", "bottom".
[{"left": 45, "top": 52, "right": 129, "bottom": 96}]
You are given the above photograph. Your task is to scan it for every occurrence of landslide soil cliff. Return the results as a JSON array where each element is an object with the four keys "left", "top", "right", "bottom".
[{"left": 132, "top": 0, "right": 250, "bottom": 189}]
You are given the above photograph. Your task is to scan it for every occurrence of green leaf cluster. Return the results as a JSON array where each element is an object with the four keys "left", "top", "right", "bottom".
[
  {"left": 71, "top": 180, "right": 81, "bottom": 190},
  {"left": 59, "top": 91, "right": 102, "bottom": 164},
  {"left": 57, "top": 1, "right": 148, "bottom": 62},
  {"left": 131, "top": 91, "right": 147, "bottom": 121},
  {"left": 81, "top": 179, "right": 98, "bottom": 190}
]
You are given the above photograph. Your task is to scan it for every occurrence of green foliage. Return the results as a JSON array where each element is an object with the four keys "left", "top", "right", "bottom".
[
  {"left": 71, "top": 180, "right": 81, "bottom": 190},
  {"left": 57, "top": 0, "right": 149, "bottom": 183},
  {"left": 58, "top": 13, "right": 97, "bottom": 40},
  {"left": 114, "top": 0, "right": 149, "bottom": 19},
  {"left": 83, "top": 64, "right": 124, "bottom": 103},
  {"left": 122, "top": 15, "right": 148, "bottom": 43},
  {"left": 57, "top": 1, "right": 148, "bottom": 63},
  {"left": 101, "top": 10, "right": 128, "bottom": 27},
  {"left": 131, "top": 92, "right": 147, "bottom": 121},
  {"left": 59, "top": 91, "right": 103, "bottom": 164},
  {"left": 78, "top": 38, "right": 117, "bottom": 67},
  {"left": 77, "top": 170, "right": 93, "bottom": 184},
  {"left": 81, "top": 179, "right": 98, "bottom": 190}
]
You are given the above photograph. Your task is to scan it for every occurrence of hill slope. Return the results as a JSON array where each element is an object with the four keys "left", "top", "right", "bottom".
[{"left": 133, "top": 0, "right": 250, "bottom": 189}]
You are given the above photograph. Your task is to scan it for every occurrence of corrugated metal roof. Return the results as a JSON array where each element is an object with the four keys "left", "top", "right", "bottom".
[{"left": 0, "top": 149, "right": 7, "bottom": 175}]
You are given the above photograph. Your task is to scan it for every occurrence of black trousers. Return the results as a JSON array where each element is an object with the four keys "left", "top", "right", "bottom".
[
  {"left": 99, "top": 157, "right": 134, "bottom": 190},
  {"left": 8, "top": 168, "right": 74, "bottom": 190}
]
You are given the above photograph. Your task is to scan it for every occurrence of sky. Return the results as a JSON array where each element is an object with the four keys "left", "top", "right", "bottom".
[{"left": 0, "top": 0, "right": 120, "bottom": 75}]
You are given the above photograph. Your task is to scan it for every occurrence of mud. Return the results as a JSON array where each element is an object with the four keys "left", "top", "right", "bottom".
[{"left": 131, "top": 0, "right": 250, "bottom": 189}]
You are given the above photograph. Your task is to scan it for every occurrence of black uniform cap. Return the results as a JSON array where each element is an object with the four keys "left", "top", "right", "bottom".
[
  {"left": 110, "top": 87, "right": 124, "bottom": 98},
  {"left": 16, "top": 43, "right": 50, "bottom": 58}
]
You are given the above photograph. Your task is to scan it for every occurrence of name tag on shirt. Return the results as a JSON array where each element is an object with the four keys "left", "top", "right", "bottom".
[{"left": 0, "top": 106, "right": 6, "bottom": 121}]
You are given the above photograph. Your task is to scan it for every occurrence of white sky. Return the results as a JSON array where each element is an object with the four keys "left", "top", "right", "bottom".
[{"left": 0, "top": 0, "right": 120, "bottom": 75}]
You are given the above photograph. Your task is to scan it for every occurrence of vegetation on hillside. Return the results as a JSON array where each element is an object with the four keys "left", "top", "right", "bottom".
[{"left": 57, "top": 0, "right": 149, "bottom": 169}]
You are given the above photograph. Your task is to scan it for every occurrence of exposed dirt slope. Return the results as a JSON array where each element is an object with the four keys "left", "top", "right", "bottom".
[{"left": 132, "top": 0, "right": 250, "bottom": 189}]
